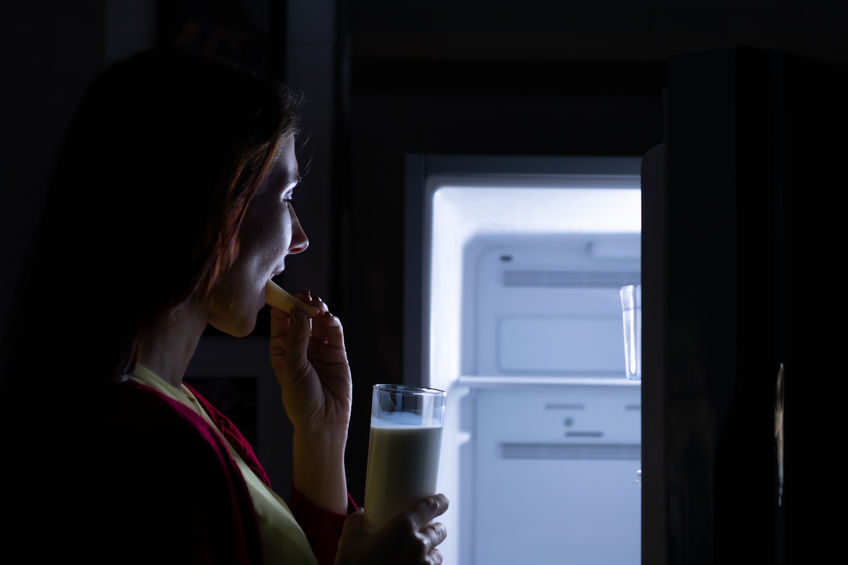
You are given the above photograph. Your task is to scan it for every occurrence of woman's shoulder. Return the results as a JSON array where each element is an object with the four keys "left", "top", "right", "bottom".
[
  {"left": 69, "top": 380, "right": 262, "bottom": 563},
  {"left": 109, "top": 380, "right": 220, "bottom": 436},
  {"left": 101, "top": 380, "right": 242, "bottom": 478}
]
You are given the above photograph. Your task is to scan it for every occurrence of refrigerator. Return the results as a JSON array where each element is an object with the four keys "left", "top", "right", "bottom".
[
  {"left": 404, "top": 155, "right": 643, "bottom": 564},
  {"left": 403, "top": 46, "right": 823, "bottom": 564}
]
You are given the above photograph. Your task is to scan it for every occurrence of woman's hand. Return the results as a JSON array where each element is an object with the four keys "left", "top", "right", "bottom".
[
  {"left": 335, "top": 495, "right": 449, "bottom": 565},
  {"left": 269, "top": 291, "right": 352, "bottom": 434},
  {"left": 269, "top": 291, "right": 352, "bottom": 513}
]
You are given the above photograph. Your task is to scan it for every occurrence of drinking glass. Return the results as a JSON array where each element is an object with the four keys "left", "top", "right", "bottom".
[
  {"left": 363, "top": 384, "right": 447, "bottom": 531},
  {"left": 620, "top": 284, "right": 641, "bottom": 380}
]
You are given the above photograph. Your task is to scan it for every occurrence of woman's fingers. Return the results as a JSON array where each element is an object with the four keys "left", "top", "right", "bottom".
[
  {"left": 272, "top": 290, "right": 331, "bottom": 352},
  {"left": 425, "top": 549, "right": 443, "bottom": 565},
  {"left": 389, "top": 495, "right": 449, "bottom": 563},
  {"left": 419, "top": 522, "right": 447, "bottom": 551},
  {"left": 418, "top": 522, "right": 446, "bottom": 565},
  {"left": 407, "top": 495, "right": 450, "bottom": 531},
  {"left": 335, "top": 497, "right": 449, "bottom": 565},
  {"left": 310, "top": 312, "right": 346, "bottom": 351},
  {"left": 306, "top": 296, "right": 338, "bottom": 343},
  {"left": 409, "top": 496, "right": 449, "bottom": 564},
  {"left": 270, "top": 304, "right": 307, "bottom": 358},
  {"left": 302, "top": 295, "right": 347, "bottom": 358}
]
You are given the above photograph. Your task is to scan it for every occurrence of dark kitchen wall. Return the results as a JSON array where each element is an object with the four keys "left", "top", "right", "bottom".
[{"left": 1, "top": 2, "right": 107, "bottom": 332}]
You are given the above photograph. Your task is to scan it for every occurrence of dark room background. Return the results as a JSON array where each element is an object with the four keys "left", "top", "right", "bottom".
[{"left": 2, "top": 1, "right": 845, "bottom": 563}]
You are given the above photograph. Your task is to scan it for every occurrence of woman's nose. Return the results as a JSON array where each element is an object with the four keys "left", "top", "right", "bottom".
[{"left": 289, "top": 209, "right": 309, "bottom": 254}]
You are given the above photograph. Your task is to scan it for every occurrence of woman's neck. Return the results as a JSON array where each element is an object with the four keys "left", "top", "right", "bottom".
[{"left": 137, "top": 298, "right": 209, "bottom": 388}]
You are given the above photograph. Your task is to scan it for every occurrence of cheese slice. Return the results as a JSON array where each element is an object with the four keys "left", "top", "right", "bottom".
[{"left": 265, "top": 280, "right": 316, "bottom": 317}]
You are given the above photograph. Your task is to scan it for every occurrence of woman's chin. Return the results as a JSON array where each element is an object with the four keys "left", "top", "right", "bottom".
[
  {"left": 228, "top": 326, "right": 255, "bottom": 338},
  {"left": 209, "top": 316, "right": 256, "bottom": 338}
]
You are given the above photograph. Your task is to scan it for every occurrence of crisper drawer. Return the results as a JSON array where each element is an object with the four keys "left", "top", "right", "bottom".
[{"left": 469, "top": 384, "right": 641, "bottom": 565}]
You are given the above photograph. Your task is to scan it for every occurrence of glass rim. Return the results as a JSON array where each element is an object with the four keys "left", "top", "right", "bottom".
[
  {"left": 373, "top": 383, "right": 446, "bottom": 397},
  {"left": 620, "top": 284, "right": 641, "bottom": 308}
]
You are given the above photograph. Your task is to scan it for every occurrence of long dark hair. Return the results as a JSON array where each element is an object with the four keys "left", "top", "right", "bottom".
[{"left": 1, "top": 49, "right": 299, "bottom": 403}]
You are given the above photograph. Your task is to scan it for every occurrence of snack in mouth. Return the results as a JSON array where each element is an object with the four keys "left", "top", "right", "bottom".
[{"left": 265, "top": 280, "right": 317, "bottom": 317}]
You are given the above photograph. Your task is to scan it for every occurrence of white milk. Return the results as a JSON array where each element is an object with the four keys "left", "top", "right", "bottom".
[{"left": 363, "top": 424, "right": 443, "bottom": 531}]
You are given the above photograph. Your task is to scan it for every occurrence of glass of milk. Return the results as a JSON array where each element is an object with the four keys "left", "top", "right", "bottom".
[
  {"left": 363, "top": 384, "right": 447, "bottom": 532},
  {"left": 620, "top": 284, "right": 642, "bottom": 380}
]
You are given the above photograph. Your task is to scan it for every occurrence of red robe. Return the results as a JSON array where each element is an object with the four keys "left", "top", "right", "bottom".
[{"left": 10, "top": 380, "right": 351, "bottom": 564}]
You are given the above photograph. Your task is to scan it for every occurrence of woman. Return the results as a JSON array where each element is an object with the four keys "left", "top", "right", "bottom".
[{"left": 0, "top": 49, "right": 447, "bottom": 564}]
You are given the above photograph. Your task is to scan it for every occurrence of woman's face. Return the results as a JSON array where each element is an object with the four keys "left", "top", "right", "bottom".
[{"left": 207, "top": 134, "right": 308, "bottom": 336}]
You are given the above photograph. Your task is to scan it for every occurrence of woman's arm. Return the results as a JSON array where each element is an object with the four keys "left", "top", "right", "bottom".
[
  {"left": 269, "top": 294, "right": 450, "bottom": 564},
  {"left": 291, "top": 418, "right": 349, "bottom": 514},
  {"left": 269, "top": 292, "right": 352, "bottom": 514}
]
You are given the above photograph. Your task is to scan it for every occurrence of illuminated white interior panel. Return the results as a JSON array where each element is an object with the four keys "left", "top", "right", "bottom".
[
  {"left": 425, "top": 173, "right": 642, "bottom": 565},
  {"left": 464, "top": 232, "right": 640, "bottom": 377},
  {"left": 498, "top": 317, "right": 625, "bottom": 373},
  {"left": 428, "top": 183, "right": 641, "bottom": 391}
]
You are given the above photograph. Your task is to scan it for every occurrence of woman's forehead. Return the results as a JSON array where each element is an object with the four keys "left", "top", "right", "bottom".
[
  {"left": 275, "top": 134, "right": 298, "bottom": 176},
  {"left": 259, "top": 136, "right": 299, "bottom": 192}
]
